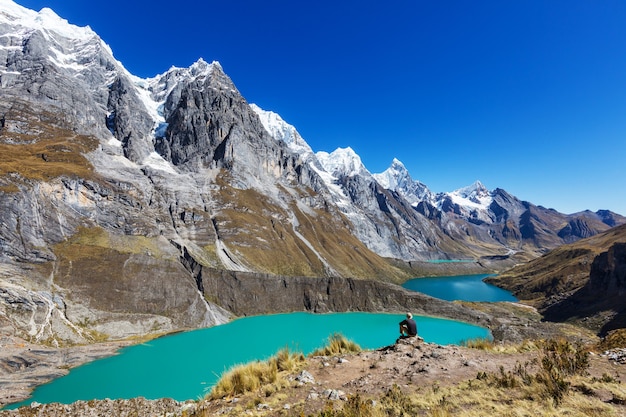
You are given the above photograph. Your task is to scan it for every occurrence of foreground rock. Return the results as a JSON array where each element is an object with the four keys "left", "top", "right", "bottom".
[{"left": 1, "top": 398, "right": 194, "bottom": 417}]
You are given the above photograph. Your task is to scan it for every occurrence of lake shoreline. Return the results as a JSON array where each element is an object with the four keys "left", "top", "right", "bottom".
[
  {"left": 0, "top": 271, "right": 543, "bottom": 409},
  {"left": 3, "top": 311, "right": 491, "bottom": 408},
  {"left": 0, "top": 323, "right": 209, "bottom": 408},
  {"left": 1, "top": 299, "right": 600, "bottom": 410},
  {"left": 0, "top": 336, "right": 131, "bottom": 407},
  {"left": 402, "top": 273, "right": 517, "bottom": 302},
  {"left": 0, "top": 311, "right": 610, "bottom": 416}
]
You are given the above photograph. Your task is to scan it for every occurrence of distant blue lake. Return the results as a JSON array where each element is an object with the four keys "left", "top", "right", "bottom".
[
  {"left": 403, "top": 274, "right": 517, "bottom": 302},
  {"left": 6, "top": 312, "right": 490, "bottom": 408}
]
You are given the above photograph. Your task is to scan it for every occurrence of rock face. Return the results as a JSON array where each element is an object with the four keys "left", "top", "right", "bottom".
[
  {"left": 589, "top": 242, "right": 626, "bottom": 295},
  {"left": 543, "top": 241, "right": 626, "bottom": 334},
  {"left": 200, "top": 269, "right": 488, "bottom": 325},
  {"left": 0, "top": 0, "right": 624, "bottom": 349}
]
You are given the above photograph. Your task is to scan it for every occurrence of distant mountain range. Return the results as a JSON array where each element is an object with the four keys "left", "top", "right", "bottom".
[
  {"left": 253, "top": 105, "right": 624, "bottom": 262},
  {"left": 1, "top": 0, "right": 624, "bottom": 343}
]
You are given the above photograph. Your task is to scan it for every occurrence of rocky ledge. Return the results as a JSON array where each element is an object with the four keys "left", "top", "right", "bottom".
[{"left": 0, "top": 336, "right": 130, "bottom": 407}]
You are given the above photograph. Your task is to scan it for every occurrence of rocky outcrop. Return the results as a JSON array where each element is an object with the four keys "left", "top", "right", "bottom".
[
  {"left": 1, "top": 397, "right": 194, "bottom": 416},
  {"left": 588, "top": 242, "right": 626, "bottom": 295},
  {"left": 106, "top": 76, "right": 155, "bottom": 163},
  {"left": 154, "top": 62, "right": 313, "bottom": 192},
  {"left": 543, "top": 242, "right": 626, "bottom": 334}
]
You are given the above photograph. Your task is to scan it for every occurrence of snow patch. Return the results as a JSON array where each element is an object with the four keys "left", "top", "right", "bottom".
[
  {"left": 250, "top": 103, "right": 314, "bottom": 158},
  {"left": 107, "top": 137, "right": 122, "bottom": 147},
  {"left": 142, "top": 151, "right": 177, "bottom": 174},
  {"left": 316, "top": 147, "right": 370, "bottom": 178}
]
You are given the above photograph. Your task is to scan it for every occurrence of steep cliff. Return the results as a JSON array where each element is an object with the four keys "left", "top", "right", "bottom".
[
  {"left": 542, "top": 241, "right": 626, "bottom": 334},
  {"left": 1, "top": 1, "right": 624, "bottom": 347},
  {"left": 489, "top": 224, "right": 626, "bottom": 334}
]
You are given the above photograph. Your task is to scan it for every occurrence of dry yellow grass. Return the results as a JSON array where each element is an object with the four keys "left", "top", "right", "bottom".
[
  {"left": 597, "top": 328, "right": 626, "bottom": 351},
  {"left": 0, "top": 136, "right": 97, "bottom": 181},
  {"left": 309, "top": 333, "right": 361, "bottom": 357},
  {"left": 208, "top": 348, "right": 305, "bottom": 400},
  {"left": 207, "top": 335, "right": 359, "bottom": 402},
  {"left": 53, "top": 226, "right": 178, "bottom": 261},
  {"left": 0, "top": 100, "right": 102, "bottom": 193},
  {"left": 305, "top": 339, "right": 625, "bottom": 417}
]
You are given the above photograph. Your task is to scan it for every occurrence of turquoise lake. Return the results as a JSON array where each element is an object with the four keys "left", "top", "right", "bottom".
[
  {"left": 7, "top": 312, "right": 490, "bottom": 408},
  {"left": 402, "top": 274, "right": 517, "bottom": 302}
]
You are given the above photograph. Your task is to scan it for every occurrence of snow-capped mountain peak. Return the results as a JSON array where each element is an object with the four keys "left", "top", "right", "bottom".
[
  {"left": 452, "top": 180, "right": 489, "bottom": 199},
  {"left": 372, "top": 158, "right": 432, "bottom": 204},
  {"left": 373, "top": 158, "right": 409, "bottom": 190},
  {"left": 250, "top": 104, "right": 314, "bottom": 158},
  {"left": 142, "top": 59, "right": 221, "bottom": 101},
  {"left": 315, "top": 147, "right": 370, "bottom": 178},
  {"left": 0, "top": 0, "right": 95, "bottom": 41},
  {"left": 446, "top": 180, "right": 492, "bottom": 210},
  {"left": 0, "top": 0, "right": 118, "bottom": 74},
  {"left": 190, "top": 57, "right": 217, "bottom": 75}
]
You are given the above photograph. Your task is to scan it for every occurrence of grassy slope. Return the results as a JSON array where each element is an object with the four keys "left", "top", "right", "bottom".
[
  {"left": 211, "top": 174, "right": 413, "bottom": 282},
  {"left": 0, "top": 101, "right": 100, "bottom": 190}
]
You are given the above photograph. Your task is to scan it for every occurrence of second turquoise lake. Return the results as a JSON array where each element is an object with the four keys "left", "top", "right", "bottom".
[{"left": 402, "top": 274, "right": 517, "bottom": 302}]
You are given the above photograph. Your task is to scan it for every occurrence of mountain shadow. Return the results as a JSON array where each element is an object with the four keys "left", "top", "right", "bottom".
[{"left": 542, "top": 241, "right": 626, "bottom": 335}]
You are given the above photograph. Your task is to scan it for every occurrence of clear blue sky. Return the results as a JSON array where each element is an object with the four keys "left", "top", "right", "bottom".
[{"left": 16, "top": 0, "right": 626, "bottom": 215}]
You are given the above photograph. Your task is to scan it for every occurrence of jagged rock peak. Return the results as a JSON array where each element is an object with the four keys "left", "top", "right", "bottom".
[
  {"left": 191, "top": 57, "right": 220, "bottom": 73},
  {"left": 1, "top": 0, "right": 95, "bottom": 40},
  {"left": 160, "top": 58, "right": 221, "bottom": 80},
  {"left": 0, "top": 0, "right": 116, "bottom": 68},
  {"left": 250, "top": 103, "right": 314, "bottom": 158},
  {"left": 143, "top": 59, "right": 229, "bottom": 101},
  {"left": 452, "top": 180, "right": 489, "bottom": 199},
  {"left": 373, "top": 158, "right": 432, "bottom": 204},
  {"left": 316, "top": 147, "right": 370, "bottom": 178}
]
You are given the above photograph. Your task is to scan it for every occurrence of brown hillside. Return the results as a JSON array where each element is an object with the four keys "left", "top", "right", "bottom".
[{"left": 488, "top": 224, "right": 626, "bottom": 332}]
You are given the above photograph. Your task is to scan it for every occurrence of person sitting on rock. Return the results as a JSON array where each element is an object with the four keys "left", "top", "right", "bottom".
[{"left": 399, "top": 313, "right": 417, "bottom": 338}]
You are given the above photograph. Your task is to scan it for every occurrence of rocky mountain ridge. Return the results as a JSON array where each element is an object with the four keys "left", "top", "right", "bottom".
[{"left": 0, "top": 0, "right": 625, "bottom": 349}]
